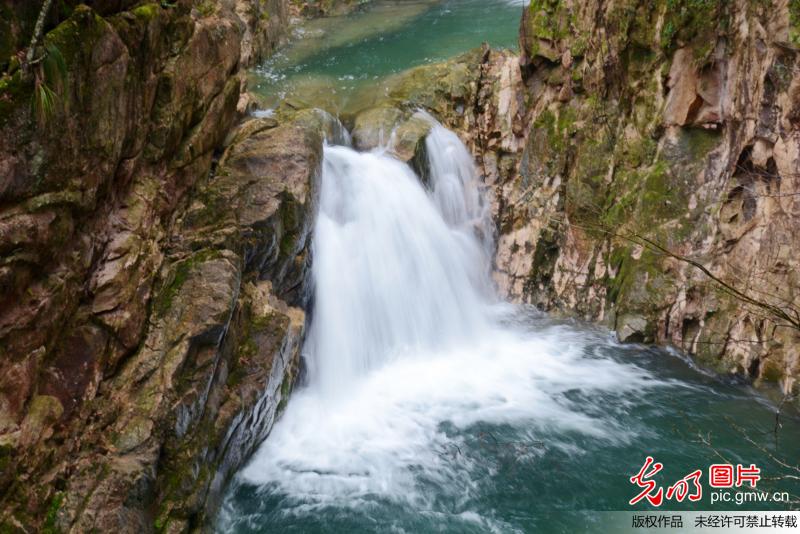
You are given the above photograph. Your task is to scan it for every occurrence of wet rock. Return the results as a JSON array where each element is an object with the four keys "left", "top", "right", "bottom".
[
  {"left": 352, "top": 106, "right": 405, "bottom": 150},
  {"left": 351, "top": 106, "right": 432, "bottom": 179},
  {"left": 616, "top": 315, "right": 651, "bottom": 344}
]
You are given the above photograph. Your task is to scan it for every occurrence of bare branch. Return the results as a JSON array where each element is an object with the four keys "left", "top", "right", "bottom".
[{"left": 23, "top": 0, "right": 55, "bottom": 79}]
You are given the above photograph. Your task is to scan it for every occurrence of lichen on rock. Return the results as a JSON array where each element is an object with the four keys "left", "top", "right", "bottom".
[{"left": 490, "top": 0, "right": 800, "bottom": 398}]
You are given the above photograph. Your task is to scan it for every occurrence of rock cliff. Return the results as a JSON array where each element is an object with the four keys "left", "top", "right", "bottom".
[
  {"left": 0, "top": 1, "right": 337, "bottom": 531},
  {"left": 2, "top": 0, "right": 799, "bottom": 530},
  {"left": 491, "top": 0, "right": 800, "bottom": 397}
]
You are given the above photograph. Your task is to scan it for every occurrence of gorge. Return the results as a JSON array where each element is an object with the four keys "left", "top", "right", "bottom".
[{"left": 0, "top": 0, "right": 798, "bottom": 532}]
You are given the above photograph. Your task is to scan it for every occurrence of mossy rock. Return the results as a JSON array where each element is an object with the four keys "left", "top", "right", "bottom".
[
  {"left": 660, "top": 0, "right": 724, "bottom": 54},
  {"left": 351, "top": 106, "right": 405, "bottom": 150},
  {"left": 0, "top": 69, "right": 33, "bottom": 128},
  {"left": 376, "top": 47, "right": 485, "bottom": 118},
  {"left": 154, "top": 249, "right": 225, "bottom": 317}
]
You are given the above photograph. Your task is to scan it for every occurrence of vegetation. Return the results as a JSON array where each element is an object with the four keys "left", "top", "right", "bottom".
[{"left": 30, "top": 42, "right": 66, "bottom": 124}]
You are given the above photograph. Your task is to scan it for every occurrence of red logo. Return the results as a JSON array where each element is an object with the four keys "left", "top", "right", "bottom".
[
  {"left": 629, "top": 456, "right": 664, "bottom": 506},
  {"left": 708, "top": 463, "right": 761, "bottom": 488},
  {"left": 630, "top": 458, "right": 763, "bottom": 506},
  {"left": 709, "top": 464, "right": 734, "bottom": 488},
  {"left": 735, "top": 464, "right": 761, "bottom": 488},
  {"left": 666, "top": 470, "right": 702, "bottom": 502}
]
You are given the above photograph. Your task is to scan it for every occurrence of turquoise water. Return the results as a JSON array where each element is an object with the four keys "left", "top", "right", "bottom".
[
  {"left": 224, "top": 2, "right": 800, "bottom": 532},
  {"left": 218, "top": 315, "right": 799, "bottom": 533},
  {"left": 248, "top": 0, "right": 523, "bottom": 114}
]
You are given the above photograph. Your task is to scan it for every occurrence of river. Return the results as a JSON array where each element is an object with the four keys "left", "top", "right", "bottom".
[{"left": 217, "top": 2, "right": 800, "bottom": 532}]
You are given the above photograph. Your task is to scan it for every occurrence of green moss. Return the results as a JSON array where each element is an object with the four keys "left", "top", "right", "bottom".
[
  {"left": 790, "top": 0, "right": 800, "bottom": 45},
  {"left": 41, "top": 492, "right": 64, "bottom": 534},
  {"left": 528, "top": 0, "right": 570, "bottom": 42},
  {"left": 155, "top": 262, "right": 191, "bottom": 316},
  {"left": 24, "top": 190, "right": 85, "bottom": 211},
  {"left": 638, "top": 160, "right": 678, "bottom": 219},
  {"left": 44, "top": 6, "right": 107, "bottom": 66},
  {"left": 564, "top": 105, "right": 618, "bottom": 230},
  {"left": 132, "top": 3, "right": 161, "bottom": 20},
  {"left": 569, "top": 34, "right": 589, "bottom": 59},
  {"left": 607, "top": 1, "right": 659, "bottom": 51},
  {"left": 599, "top": 124, "right": 718, "bottom": 243},
  {"left": 534, "top": 107, "right": 576, "bottom": 153},
  {"left": 601, "top": 176, "right": 638, "bottom": 229},
  {"left": 660, "top": 0, "right": 722, "bottom": 53},
  {"left": 238, "top": 334, "right": 258, "bottom": 360},
  {"left": 278, "top": 194, "right": 301, "bottom": 257},
  {"left": 682, "top": 126, "right": 720, "bottom": 160},
  {"left": 25, "top": 395, "right": 64, "bottom": 432},
  {"left": 0, "top": 70, "right": 32, "bottom": 127},
  {"left": 607, "top": 245, "right": 670, "bottom": 313},
  {"left": 196, "top": 1, "right": 215, "bottom": 17},
  {"left": 566, "top": 146, "right": 609, "bottom": 227},
  {"left": 249, "top": 310, "right": 279, "bottom": 331},
  {"left": 188, "top": 183, "right": 231, "bottom": 229},
  {"left": 607, "top": 245, "right": 629, "bottom": 303},
  {"left": 626, "top": 136, "right": 658, "bottom": 168},
  {"left": 154, "top": 249, "right": 223, "bottom": 316}
]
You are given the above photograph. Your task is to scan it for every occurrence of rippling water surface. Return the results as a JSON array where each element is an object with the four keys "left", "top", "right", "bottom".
[{"left": 248, "top": 0, "right": 524, "bottom": 114}]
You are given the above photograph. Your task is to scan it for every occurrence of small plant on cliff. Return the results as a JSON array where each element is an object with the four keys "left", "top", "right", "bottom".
[
  {"left": 30, "top": 43, "right": 67, "bottom": 124},
  {"left": 41, "top": 491, "right": 64, "bottom": 534},
  {"left": 21, "top": 0, "right": 68, "bottom": 125}
]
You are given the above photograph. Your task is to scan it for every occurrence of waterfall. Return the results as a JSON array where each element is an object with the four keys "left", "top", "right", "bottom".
[
  {"left": 304, "top": 115, "right": 494, "bottom": 395},
  {"left": 233, "top": 116, "right": 657, "bottom": 514}
]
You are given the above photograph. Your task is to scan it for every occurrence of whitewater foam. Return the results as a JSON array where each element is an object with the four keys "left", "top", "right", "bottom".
[{"left": 236, "top": 117, "right": 661, "bottom": 512}]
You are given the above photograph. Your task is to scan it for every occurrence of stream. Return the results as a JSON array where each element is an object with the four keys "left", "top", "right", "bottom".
[{"left": 217, "top": 2, "right": 800, "bottom": 532}]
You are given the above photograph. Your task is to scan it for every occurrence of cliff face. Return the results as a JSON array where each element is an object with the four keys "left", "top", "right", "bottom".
[
  {"left": 0, "top": 1, "right": 334, "bottom": 531},
  {"left": 488, "top": 0, "right": 800, "bottom": 395},
  {"left": 1, "top": 0, "right": 798, "bottom": 529}
]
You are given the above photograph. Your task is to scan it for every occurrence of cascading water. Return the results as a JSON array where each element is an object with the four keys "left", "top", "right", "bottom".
[
  {"left": 302, "top": 121, "right": 494, "bottom": 395},
  {"left": 222, "top": 2, "right": 800, "bottom": 529},
  {"left": 220, "top": 117, "right": 665, "bottom": 531}
]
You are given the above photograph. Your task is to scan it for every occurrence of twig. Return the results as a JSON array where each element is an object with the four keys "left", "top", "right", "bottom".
[{"left": 23, "top": 0, "right": 55, "bottom": 80}]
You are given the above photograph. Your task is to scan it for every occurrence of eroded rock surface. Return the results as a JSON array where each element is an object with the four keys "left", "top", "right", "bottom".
[
  {"left": 493, "top": 0, "right": 800, "bottom": 395},
  {"left": 0, "top": 1, "right": 335, "bottom": 531},
  {"left": 3, "top": 106, "right": 332, "bottom": 531}
]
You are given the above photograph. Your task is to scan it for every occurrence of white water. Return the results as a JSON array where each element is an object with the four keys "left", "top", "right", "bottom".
[
  {"left": 238, "top": 117, "right": 660, "bottom": 512},
  {"left": 302, "top": 127, "right": 493, "bottom": 395}
]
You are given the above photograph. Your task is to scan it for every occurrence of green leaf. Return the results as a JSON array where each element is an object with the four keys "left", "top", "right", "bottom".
[{"left": 42, "top": 42, "right": 67, "bottom": 88}]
